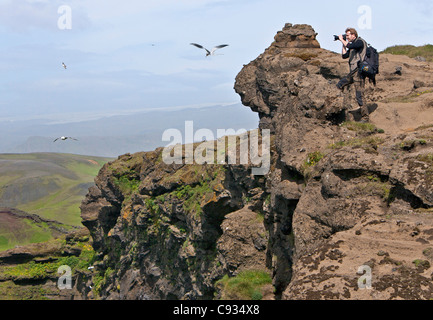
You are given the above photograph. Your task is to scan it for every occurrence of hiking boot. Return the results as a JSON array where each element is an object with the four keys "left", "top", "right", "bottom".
[
  {"left": 366, "top": 103, "right": 378, "bottom": 114},
  {"left": 360, "top": 105, "right": 369, "bottom": 117}
]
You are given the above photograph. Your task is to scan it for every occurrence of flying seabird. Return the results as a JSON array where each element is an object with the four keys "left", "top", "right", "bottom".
[
  {"left": 190, "top": 43, "right": 229, "bottom": 56},
  {"left": 62, "top": 62, "right": 67, "bottom": 69},
  {"left": 53, "top": 136, "right": 78, "bottom": 142}
]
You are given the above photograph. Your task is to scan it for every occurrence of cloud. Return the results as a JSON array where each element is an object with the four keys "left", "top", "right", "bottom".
[
  {"left": 0, "top": 0, "right": 91, "bottom": 32},
  {"left": 0, "top": 0, "right": 430, "bottom": 123},
  {"left": 407, "top": 0, "right": 433, "bottom": 16}
]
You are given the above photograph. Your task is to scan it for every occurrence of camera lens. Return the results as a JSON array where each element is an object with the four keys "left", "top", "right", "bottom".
[{"left": 334, "top": 34, "right": 347, "bottom": 41}]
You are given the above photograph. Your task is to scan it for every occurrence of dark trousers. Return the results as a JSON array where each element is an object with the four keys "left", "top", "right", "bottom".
[{"left": 337, "top": 68, "right": 365, "bottom": 106}]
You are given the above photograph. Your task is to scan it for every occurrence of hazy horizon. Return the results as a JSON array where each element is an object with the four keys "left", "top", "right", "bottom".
[
  {"left": 0, "top": 0, "right": 431, "bottom": 123},
  {"left": 0, "top": 102, "right": 260, "bottom": 157}
]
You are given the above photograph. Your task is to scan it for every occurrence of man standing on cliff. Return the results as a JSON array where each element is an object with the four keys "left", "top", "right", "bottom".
[{"left": 336, "top": 27, "right": 367, "bottom": 112}]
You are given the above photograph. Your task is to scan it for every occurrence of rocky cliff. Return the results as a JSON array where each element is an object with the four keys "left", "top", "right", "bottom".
[{"left": 77, "top": 23, "right": 433, "bottom": 300}]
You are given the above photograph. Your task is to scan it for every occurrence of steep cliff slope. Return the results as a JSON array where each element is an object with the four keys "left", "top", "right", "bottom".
[
  {"left": 234, "top": 23, "right": 433, "bottom": 299},
  {"left": 78, "top": 23, "right": 433, "bottom": 300},
  {"left": 79, "top": 142, "right": 270, "bottom": 299}
]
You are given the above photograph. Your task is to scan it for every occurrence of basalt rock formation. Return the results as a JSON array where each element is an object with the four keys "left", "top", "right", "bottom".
[
  {"left": 77, "top": 23, "right": 433, "bottom": 300},
  {"left": 79, "top": 141, "right": 270, "bottom": 299}
]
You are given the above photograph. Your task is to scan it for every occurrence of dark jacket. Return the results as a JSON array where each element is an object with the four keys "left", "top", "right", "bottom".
[{"left": 342, "top": 37, "right": 367, "bottom": 72}]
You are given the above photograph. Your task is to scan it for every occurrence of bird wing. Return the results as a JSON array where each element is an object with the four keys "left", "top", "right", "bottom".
[
  {"left": 190, "top": 43, "right": 210, "bottom": 55},
  {"left": 53, "top": 138, "right": 59, "bottom": 142},
  {"left": 68, "top": 137, "right": 78, "bottom": 140},
  {"left": 190, "top": 43, "right": 204, "bottom": 49},
  {"left": 210, "top": 44, "right": 229, "bottom": 55}
]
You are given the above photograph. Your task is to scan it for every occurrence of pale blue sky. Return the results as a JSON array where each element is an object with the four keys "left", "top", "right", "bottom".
[{"left": 0, "top": 0, "right": 431, "bottom": 122}]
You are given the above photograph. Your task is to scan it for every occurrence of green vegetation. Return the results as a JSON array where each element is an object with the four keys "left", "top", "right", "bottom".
[
  {"left": 397, "top": 139, "right": 429, "bottom": 151},
  {"left": 412, "top": 259, "right": 431, "bottom": 269},
  {"left": 92, "top": 267, "right": 115, "bottom": 297},
  {"left": 304, "top": 151, "right": 324, "bottom": 167},
  {"left": 165, "top": 164, "right": 226, "bottom": 217},
  {"left": 301, "top": 151, "right": 325, "bottom": 180},
  {"left": 416, "top": 153, "right": 433, "bottom": 181},
  {"left": 175, "top": 181, "right": 214, "bottom": 217},
  {"left": 330, "top": 122, "right": 385, "bottom": 153},
  {"left": 382, "top": 44, "right": 433, "bottom": 62},
  {"left": 113, "top": 175, "right": 140, "bottom": 195},
  {"left": 0, "top": 280, "right": 52, "bottom": 300},
  {"left": 341, "top": 121, "right": 381, "bottom": 134},
  {"left": 342, "top": 121, "right": 375, "bottom": 132},
  {"left": 0, "top": 153, "right": 111, "bottom": 251},
  {"left": 0, "top": 208, "right": 77, "bottom": 252},
  {"left": 381, "top": 89, "right": 433, "bottom": 104},
  {"left": 360, "top": 175, "right": 394, "bottom": 203},
  {"left": 0, "top": 232, "right": 95, "bottom": 300},
  {"left": 144, "top": 198, "right": 161, "bottom": 215},
  {"left": 0, "top": 222, "right": 49, "bottom": 252},
  {"left": 417, "top": 153, "right": 433, "bottom": 163},
  {"left": 328, "top": 136, "right": 385, "bottom": 153},
  {"left": 0, "top": 153, "right": 112, "bottom": 226},
  {"left": 107, "top": 153, "right": 144, "bottom": 200},
  {"left": 415, "top": 124, "right": 433, "bottom": 131},
  {"left": 216, "top": 270, "right": 272, "bottom": 300},
  {"left": 0, "top": 241, "right": 95, "bottom": 282}
]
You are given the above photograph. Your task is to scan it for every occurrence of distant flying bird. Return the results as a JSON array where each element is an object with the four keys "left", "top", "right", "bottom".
[
  {"left": 62, "top": 62, "right": 67, "bottom": 69},
  {"left": 53, "top": 136, "right": 78, "bottom": 142},
  {"left": 190, "top": 43, "right": 229, "bottom": 56}
]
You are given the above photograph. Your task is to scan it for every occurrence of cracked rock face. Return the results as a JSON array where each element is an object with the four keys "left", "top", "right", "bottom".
[
  {"left": 79, "top": 142, "right": 270, "bottom": 300},
  {"left": 234, "top": 23, "right": 433, "bottom": 299},
  {"left": 78, "top": 23, "right": 433, "bottom": 300}
]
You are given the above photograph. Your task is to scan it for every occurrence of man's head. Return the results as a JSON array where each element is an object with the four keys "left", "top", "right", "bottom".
[{"left": 345, "top": 28, "right": 358, "bottom": 42}]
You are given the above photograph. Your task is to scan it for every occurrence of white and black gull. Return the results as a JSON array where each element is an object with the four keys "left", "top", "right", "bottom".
[
  {"left": 190, "top": 43, "right": 229, "bottom": 56},
  {"left": 53, "top": 136, "right": 78, "bottom": 142}
]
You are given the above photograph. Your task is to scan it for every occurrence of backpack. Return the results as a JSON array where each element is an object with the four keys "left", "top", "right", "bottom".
[{"left": 358, "top": 41, "right": 379, "bottom": 85}]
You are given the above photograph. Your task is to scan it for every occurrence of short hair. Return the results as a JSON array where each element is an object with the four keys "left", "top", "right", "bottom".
[{"left": 345, "top": 28, "right": 358, "bottom": 38}]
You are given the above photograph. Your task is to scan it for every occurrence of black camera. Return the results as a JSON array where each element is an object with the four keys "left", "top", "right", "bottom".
[{"left": 334, "top": 34, "right": 347, "bottom": 41}]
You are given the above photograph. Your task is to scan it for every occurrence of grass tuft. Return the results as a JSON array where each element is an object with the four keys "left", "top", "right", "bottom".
[
  {"left": 381, "top": 44, "right": 433, "bottom": 61},
  {"left": 216, "top": 270, "right": 272, "bottom": 300}
]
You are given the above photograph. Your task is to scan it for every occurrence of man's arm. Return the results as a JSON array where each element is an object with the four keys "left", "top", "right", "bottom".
[
  {"left": 339, "top": 35, "right": 349, "bottom": 48},
  {"left": 339, "top": 35, "right": 349, "bottom": 59},
  {"left": 341, "top": 44, "right": 349, "bottom": 59},
  {"left": 346, "top": 39, "right": 364, "bottom": 51}
]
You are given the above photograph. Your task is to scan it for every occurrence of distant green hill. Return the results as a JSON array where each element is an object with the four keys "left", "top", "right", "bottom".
[
  {"left": 0, "top": 207, "right": 76, "bottom": 252},
  {"left": 0, "top": 153, "right": 113, "bottom": 228},
  {"left": 381, "top": 44, "right": 433, "bottom": 61}
]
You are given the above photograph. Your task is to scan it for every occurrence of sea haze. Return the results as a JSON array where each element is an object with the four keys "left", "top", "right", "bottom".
[{"left": 0, "top": 103, "right": 259, "bottom": 157}]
